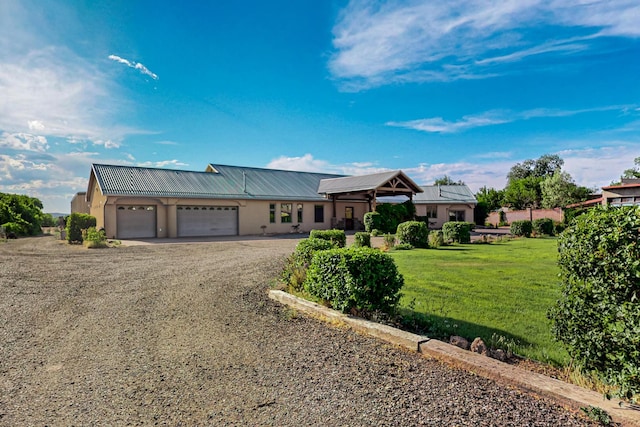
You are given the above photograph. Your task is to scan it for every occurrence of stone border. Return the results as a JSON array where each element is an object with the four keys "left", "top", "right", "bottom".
[{"left": 268, "top": 290, "right": 640, "bottom": 427}]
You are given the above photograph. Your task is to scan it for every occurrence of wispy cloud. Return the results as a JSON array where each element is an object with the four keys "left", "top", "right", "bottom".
[
  {"left": 267, "top": 153, "right": 389, "bottom": 175},
  {"left": 108, "top": 55, "right": 158, "bottom": 80},
  {"left": 387, "top": 105, "right": 636, "bottom": 133},
  {"left": 330, "top": 0, "right": 640, "bottom": 89}
]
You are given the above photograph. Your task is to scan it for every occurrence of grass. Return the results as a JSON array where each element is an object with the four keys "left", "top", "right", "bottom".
[{"left": 389, "top": 237, "right": 570, "bottom": 366}]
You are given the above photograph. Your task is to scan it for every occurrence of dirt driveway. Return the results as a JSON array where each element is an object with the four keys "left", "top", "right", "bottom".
[{"left": 0, "top": 236, "right": 594, "bottom": 426}]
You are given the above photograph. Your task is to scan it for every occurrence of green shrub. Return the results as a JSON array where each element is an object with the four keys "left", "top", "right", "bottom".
[
  {"left": 396, "top": 221, "right": 429, "bottom": 248},
  {"left": 65, "top": 213, "right": 96, "bottom": 243},
  {"left": 553, "top": 221, "right": 566, "bottom": 235},
  {"left": 304, "top": 247, "right": 404, "bottom": 313},
  {"left": 353, "top": 232, "right": 371, "bottom": 248},
  {"left": 383, "top": 233, "right": 395, "bottom": 249},
  {"left": 372, "top": 201, "right": 415, "bottom": 234},
  {"left": 364, "top": 212, "right": 383, "bottom": 233},
  {"left": 510, "top": 220, "right": 532, "bottom": 237},
  {"left": 394, "top": 243, "right": 414, "bottom": 250},
  {"left": 83, "top": 227, "right": 108, "bottom": 248},
  {"left": 1, "top": 221, "right": 26, "bottom": 236},
  {"left": 428, "top": 230, "right": 444, "bottom": 248},
  {"left": 548, "top": 206, "right": 640, "bottom": 399},
  {"left": 442, "top": 221, "right": 471, "bottom": 243},
  {"left": 281, "top": 238, "right": 336, "bottom": 292},
  {"left": 309, "top": 229, "right": 346, "bottom": 248},
  {"left": 532, "top": 218, "right": 554, "bottom": 235}
]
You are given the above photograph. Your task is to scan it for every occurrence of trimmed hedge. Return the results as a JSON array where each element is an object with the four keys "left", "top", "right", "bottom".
[
  {"left": 304, "top": 247, "right": 404, "bottom": 313},
  {"left": 309, "top": 229, "right": 346, "bottom": 248},
  {"left": 442, "top": 221, "right": 472, "bottom": 244},
  {"left": 396, "top": 221, "right": 429, "bottom": 248},
  {"left": 66, "top": 213, "right": 96, "bottom": 243},
  {"left": 549, "top": 206, "right": 640, "bottom": 399},
  {"left": 281, "top": 238, "right": 336, "bottom": 292},
  {"left": 532, "top": 218, "right": 554, "bottom": 235},
  {"left": 510, "top": 220, "right": 532, "bottom": 237},
  {"left": 353, "top": 232, "right": 371, "bottom": 248}
]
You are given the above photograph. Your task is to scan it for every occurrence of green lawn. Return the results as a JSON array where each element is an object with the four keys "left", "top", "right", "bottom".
[{"left": 390, "top": 238, "right": 569, "bottom": 366}]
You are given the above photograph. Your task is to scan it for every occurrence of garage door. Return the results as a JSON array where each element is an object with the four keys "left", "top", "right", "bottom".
[
  {"left": 177, "top": 206, "right": 238, "bottom": 237},
  {"left": 116, "top": 205, "right": 156, "bottom": 239}
]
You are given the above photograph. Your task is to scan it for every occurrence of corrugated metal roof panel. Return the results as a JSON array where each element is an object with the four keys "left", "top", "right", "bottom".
[
  {"left": 91, "top": 163, "right": 345, "bottom": 200},
  {"left": 414, "top": 185, "right": 477, "bottom": 204}
]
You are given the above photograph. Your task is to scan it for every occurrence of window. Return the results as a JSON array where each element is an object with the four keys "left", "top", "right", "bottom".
[
  {"left": 314, "top": 205, "right": 324, "bottom": 223},
  {"left": 269, "top": 204, "right": 276, "bottom": 223},
  {"left": 281, "top": 203, "right": 292, "bottom": 223},
  {"left": 449, "top": 210, "right": 465, "bottom": 222},
  {"left": 426, "top": 205, "right": 437, "bottom": 218},
  {"left": 297, "top": 203, "right": 303, "bottom": 223}
]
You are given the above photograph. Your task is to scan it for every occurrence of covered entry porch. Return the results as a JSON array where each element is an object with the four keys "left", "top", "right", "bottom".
[{"left": 317, "top": 170, "right": 423, "bottom": 230}]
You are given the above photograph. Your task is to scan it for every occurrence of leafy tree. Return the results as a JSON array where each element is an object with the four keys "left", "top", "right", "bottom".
[
  {"left": 434, "top": 175, "right": 464, "bottom": 185},
  {"left": 0, "top": 193, "right": 45, "bottom": 236},
  {"left": 502, "top": 176, "right": 541, "bottom": 209},
  {"left": 621, "top": 156, "right": 640, "bottom": 179},
  {"left": 507, "top": 154, "right": 564, "bottom": 183},
  {"left": 476, "top": 186, "right": 504, "bottom": 211},
  {"left": 540, "top": 171, "right": 592, "bottom": 209}
]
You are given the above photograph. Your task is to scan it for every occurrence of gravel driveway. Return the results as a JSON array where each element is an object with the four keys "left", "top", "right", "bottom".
[{"left": 0, "top": 235, "right": 596, "bottom": 426}]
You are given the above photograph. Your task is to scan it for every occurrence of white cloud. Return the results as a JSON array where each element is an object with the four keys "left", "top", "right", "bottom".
[
  {"left": 136, "top": 160, "right": 189, "bottom": 168},
  {"left": 267, "top": 153, "right": 389, "bottom": 176},
  {"left": 388, "top": 105, "right": 636, "bottom": 133},
  {"left": 108, "top": 55, "right": 159, "bottom": 80},
  {"left": 0, "top": 132, "right": 49, "bottom": 152},
  {"left": 330, "top": 0, "right": 640, "bottom": 89}
]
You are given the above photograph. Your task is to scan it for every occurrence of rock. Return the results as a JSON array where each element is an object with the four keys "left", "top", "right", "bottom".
[
  {"left": 470, "top": 337, "right": 488, "bottom": 355},
  {"left": 490, "top": 349, "right": 508, "bottom": 362},
  {"left": 449, "top": 336, "right": 470, "bottom": 350}
]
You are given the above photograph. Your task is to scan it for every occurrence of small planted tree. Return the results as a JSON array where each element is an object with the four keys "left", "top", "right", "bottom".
[
  {"left": 549, "top": 206, "right": 640, "bottom": 399},
  {"left": 66, "top": 213, "right": 96, "bottom": 243},
  {"left": 510, "top": 220, "right": 532, "bottom": 237},
  {"left": 442, "top": 221, "right": 472, "bottom": 243}
]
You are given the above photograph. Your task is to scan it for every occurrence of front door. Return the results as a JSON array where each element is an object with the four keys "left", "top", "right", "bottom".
[{"left": 345, "top": 207, "right": 354, "bottom": 230}]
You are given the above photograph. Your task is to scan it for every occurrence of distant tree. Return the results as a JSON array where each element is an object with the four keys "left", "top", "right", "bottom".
[
  {"left": 540, "top": 172, "right": 591, "bottom": 209},
  {"left": 434, "top": 175, "right": 464, "bottom": 185},
  {"left": 622, "top": 156, "right": 640, "bottom": 179},
  {"left": 475, "top": 186, "right": 504, "bottom": 211},
  {"left": 503, "top": 176, "right": 540, "bottom": 210},
  {"left": 507, "top": 154, "right": 564, "bottom": 183}
]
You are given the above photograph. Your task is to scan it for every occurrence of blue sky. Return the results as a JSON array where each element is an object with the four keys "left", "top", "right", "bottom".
[{"left": 1, "top": 0, "right": 639, "bottom": 213}]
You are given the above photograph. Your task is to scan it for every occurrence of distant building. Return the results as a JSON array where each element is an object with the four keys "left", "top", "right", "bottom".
[
  {"left": 70, "top": 192, "right": 90, "bottom": 214},
  {"left": 413, "top": 185, "right": 477, "bottom": 229}
]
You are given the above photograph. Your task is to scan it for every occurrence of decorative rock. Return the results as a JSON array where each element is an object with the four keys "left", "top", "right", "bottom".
[
  {"left": 490, "top": 348, "right": 508, "bottom": 362},
  {"left": 449, "top": 335, "right": 470, "bottom": 350},
  {"left": 470, "top": 337, "right": 488, "bottom": 355}
]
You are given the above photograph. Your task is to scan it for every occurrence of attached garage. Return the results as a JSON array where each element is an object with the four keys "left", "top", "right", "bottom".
[
  {"left": 116, "top": 205, "right": 157, "bottom": 239},
  {"left": 177, "top": 205, "right": 238, "bottom": 237}
]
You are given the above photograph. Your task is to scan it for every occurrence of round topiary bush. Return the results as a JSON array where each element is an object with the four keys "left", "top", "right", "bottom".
[
  {"left": 532, "top": 218, "right": 554, "bottom": 235},
  {"left": 396, "top": 221, "right": 429, "bottom": 248},
  {"left": 510, "top": 220, "right": 532, "bottom": 237},
  {"left": 352, "top": 232, "right": 371, "bottom": 248},
  {"left": 548, "top": 206, "right": 640, "bottom": 399},
  {"left": 304, "top": 247, "right": 404, "bottom": 314}
]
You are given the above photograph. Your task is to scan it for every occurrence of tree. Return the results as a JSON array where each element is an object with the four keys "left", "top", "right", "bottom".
[
  {"left": 503, "top": 176, "right": 541, "bottom": 209},
  {"left": 540, "top": 172, "right": 591, "bottom": 209},
  {"left": 434, "top": 175, "right": 464, "bottom": 185},
  {"left": 0, "top": 193, "right": 45, "bottom": 236},
  {"left": 507, "top": 154, "right": 564, "bottom": 183},
  {"left": 622, "top": 156, "right": 640, "bottom": 179},
  {"left": 475, "top": 186, "right": 504, "bottom": 211}
]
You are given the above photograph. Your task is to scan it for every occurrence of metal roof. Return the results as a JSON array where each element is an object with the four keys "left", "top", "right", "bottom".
[
  {"left": 90, "top": 163, "right": 345, "bottom": 201},
  {"left": 414, "top": 185, "right": 477, "bottom": 204},
  {"left": 318, "top": 170, "right": 422, "bottom": 196}
]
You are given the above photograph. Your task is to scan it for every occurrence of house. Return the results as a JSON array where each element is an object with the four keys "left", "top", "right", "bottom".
[
  {"left": 80, "top": 163, "right": 423, "bottom": 239},
  {"left": 413, "top": 185, "right": 477, "bottom": 229},
  {"left": 601, "top": 178, "right": 640, "bottom": 207},
  {"left": 70, "top": 192, "right": 90, "bottom": 214},
  {"left": 565, "top": 178, "right": 640, "bottom": 209}
]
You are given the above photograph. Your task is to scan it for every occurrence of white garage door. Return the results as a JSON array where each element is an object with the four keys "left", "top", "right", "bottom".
[
  {"left": 116, "top": 205, "right": 156, "bottom": 239},
  {"left": 177, "top": 206, "right": 238, "bottom": 237}
]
